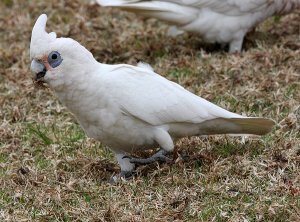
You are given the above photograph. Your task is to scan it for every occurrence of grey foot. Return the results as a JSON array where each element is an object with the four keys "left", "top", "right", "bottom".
[
  {"left": 109, "top": 170, "right": 133, "bottom": 184},
  {"left": 123, "top": 149, "right": 172, "bottom": 165}
]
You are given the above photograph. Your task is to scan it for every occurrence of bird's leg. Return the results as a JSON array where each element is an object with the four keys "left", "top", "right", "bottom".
[
  {"left": 124, "top": 148, "right": 172, "bottom": 165},
  {"left": 109, "top": 152, "right": 136, "bottom": 183},
  {"left": 229, "top": 37, "right": 244, "bottom": 53}
]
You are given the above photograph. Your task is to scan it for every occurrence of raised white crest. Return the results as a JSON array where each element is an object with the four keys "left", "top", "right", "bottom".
[{"left": 30, "top": 14, "right": 57, "bottom": 59}]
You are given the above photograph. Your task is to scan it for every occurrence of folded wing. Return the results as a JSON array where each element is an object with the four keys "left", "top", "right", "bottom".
[
  {"left": 96, "top": 0, "right": 271, "bottom": 17},
  {"left": 102, "top": 65, "right": 274, "bottom": 135}
]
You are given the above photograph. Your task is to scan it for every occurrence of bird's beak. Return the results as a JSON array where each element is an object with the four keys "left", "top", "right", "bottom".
[{"left": 31, "top": 59, "right": 47, "bottom": 81}]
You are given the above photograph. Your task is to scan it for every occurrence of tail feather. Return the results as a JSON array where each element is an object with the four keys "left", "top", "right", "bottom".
[
  {"left": 198, "top": 117, "right": 275, "bottom": 136},
  {"left": 96, "top": 0, "right": 138, "bottom": 7},
  {"left": 96, "top": 0, "right": 198, "bottom": 26}
]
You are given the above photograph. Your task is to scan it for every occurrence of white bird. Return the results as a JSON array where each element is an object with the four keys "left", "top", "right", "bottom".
[
  {"left": 96, "top": 0, "right": 300, "bottom": 52},
  {"left": 30, "top": 14, "right": 275, "bottom": 179}
]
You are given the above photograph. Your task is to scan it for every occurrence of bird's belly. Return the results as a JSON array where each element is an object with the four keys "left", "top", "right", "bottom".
[
  {"left": 80, "top": 113, "right": 158, "bottom": 153},
  {"left": 181, "top": 9, "right": 257, "bottom": 43}
]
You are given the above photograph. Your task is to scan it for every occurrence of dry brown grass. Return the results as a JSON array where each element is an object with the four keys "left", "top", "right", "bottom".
[{"left": 0, "top": 0, "right": 300, "bottom": 221}]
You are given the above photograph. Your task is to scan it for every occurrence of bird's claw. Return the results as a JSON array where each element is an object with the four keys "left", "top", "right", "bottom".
[
  {"left": 123, "top": 149, "right": 172, "bottom": 165},
  {"left": 109, "top": 170, "right": 133, "bottom": 184}
]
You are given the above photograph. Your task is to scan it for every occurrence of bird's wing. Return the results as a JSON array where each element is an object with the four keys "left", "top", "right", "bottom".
[
  {"left": 167, "top": 0, "right": 271, "bottom": 15},
  {"left": 101, "top": 64, "right": 240, "bottom": 126},
  {"left": 97, "top": 0, "right": 271, "bottom": 16}
]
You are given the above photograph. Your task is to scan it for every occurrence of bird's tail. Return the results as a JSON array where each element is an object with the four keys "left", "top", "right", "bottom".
[
  {"left": 198, "top": 117, "right": 275, "bottom": 136},
  {"left": 96, "top": 0, "right": 198, "bottom": 26}
]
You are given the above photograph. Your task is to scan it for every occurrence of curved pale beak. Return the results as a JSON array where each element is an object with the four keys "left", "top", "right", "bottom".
[{"left": 31, "top": 60, "right": 46, "bottom": 81}]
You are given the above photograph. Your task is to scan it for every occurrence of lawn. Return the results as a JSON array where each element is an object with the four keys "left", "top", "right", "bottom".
[{"left": 0, "top": 0, "right": 299, "bottom": 221}]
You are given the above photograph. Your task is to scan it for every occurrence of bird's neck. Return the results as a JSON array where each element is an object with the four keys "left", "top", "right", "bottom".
[{"left": 52, "top": 62, "right": 103, "bottom": 117}]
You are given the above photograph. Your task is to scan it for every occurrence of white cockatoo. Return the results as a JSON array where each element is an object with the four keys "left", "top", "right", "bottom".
[
  {"left": 30, "top": 14, "right": 275, "bottom": 179},
  {"left": 96, "top": 0, "right": 300, "bottom": 52}
]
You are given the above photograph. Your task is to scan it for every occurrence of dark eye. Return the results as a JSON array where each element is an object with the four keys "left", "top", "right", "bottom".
[
  {"left": 51, "top": 53, "right": 57, "bottom": 60},
  {"left": 48, "top": 51, "right": 63, "bottom": 68}
]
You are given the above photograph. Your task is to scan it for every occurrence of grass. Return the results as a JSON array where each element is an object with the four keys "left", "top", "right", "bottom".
[{"left": 0, "top": 0, "right": 300, "bottom": 221}]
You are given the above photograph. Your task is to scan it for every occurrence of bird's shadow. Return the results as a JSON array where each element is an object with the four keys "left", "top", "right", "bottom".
[{"left": 113, "top": 138, "right": 267, "bottom": 180}]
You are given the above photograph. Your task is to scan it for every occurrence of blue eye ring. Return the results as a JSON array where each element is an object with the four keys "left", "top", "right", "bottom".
[{"left": 48, "top": 51, "right": 63, "bottom": 68}]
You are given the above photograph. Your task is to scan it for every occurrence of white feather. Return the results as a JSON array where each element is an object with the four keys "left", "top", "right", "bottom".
[
  {"left": 137, "top": 61, "right": 154, "bottom": 71},
  {"left": 96, "top": 0, "right": 300, "bottom": 52}
]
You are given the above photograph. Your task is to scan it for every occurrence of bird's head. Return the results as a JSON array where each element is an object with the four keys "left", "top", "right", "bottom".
[{"left": 30, "top": 14, "right": 96, "bottom": 90}]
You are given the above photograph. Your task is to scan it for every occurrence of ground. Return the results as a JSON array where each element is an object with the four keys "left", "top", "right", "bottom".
[{"left": 0, "top": 0, "right": 299, "bottom": 221}]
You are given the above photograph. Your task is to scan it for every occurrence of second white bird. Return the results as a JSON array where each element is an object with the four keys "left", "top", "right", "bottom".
[{"left": 97, "top": 0, "right": 300, "bottom": 52}]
